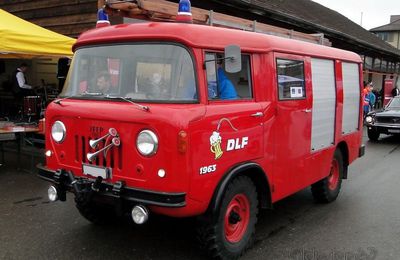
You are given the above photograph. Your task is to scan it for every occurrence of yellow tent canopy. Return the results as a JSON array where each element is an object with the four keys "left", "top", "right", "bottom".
[{"left": 0, "top": 9, "right": 76, "bottom": 58}]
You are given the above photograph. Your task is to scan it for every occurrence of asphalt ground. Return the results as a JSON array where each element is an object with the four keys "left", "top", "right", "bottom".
[{"left": 0, "top": 131, "right": 399, "bottom": 259}]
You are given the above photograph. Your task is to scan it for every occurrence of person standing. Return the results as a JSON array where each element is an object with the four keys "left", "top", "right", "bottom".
[
  {"left": 13, "top": 63, "right": 33, "bottom": 97},
  {"left": 362, "top": 82, "right": 371, "bottom": 118},
  {"left": 368, "top": 85, "right": 376, "bottom": 111}
]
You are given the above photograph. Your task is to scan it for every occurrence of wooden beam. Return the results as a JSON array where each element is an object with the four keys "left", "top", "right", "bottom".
[{"left": 103, "top": 0, "right": 331, "bottom": 46}]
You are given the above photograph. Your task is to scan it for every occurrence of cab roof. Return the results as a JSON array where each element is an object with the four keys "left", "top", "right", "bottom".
[{"left": 74, "top": 22, "right": 361, "bottom": 62}]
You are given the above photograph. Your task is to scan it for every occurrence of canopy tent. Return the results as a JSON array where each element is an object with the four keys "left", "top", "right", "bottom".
[{"left": 0, "top": 9, "right": 75, "bottom": 58}]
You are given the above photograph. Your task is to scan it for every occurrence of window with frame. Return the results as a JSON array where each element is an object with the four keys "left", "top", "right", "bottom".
[
  {"left": 373, "top": 58, "right": 382, "bottom": 71},
  {"left": 364, "top": 56, "right": 373, "bottom": 70},
  {"left": 62, "top": 44, "right": 197, "bottom": 102},
  {"left": 205, "top": 53, "right": 252, "bottom": 100},
  {"left": 377, "top": 32, "right": 389, "bottom": 41},
  {"left": 376, "top": 32, "right": 394, "bottom": 42},
  {"left": 276, "top": 59, "right": 305, "bottom": 100}
]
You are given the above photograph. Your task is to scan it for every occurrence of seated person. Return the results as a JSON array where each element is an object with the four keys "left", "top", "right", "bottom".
[
  {"left": 147, "top": 73, "right": 169, "bottom": 99},
  {"left": 217, "top": 66, "right": 238, "bottom": 100},
  {"left": 208, "top": 80, "right": 217, "bottom": 98},
  {"left": 96, "top": 71, "right": 112, "bottom": 94}
]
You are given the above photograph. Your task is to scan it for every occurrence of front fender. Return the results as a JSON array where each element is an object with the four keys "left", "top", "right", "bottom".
[{"left": 207, "top": 162, "right": 272, "bottom": 216}]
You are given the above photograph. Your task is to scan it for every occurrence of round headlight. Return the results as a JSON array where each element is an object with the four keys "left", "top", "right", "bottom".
[
  {"left": 365, "top": 116, "right": 373, "bottom": 124},
  {"left": 51, "top": 121, "right": 66, "bottom": 143},
  {"left": 137, "top": 130, "right": 158, "bottom": 156}
]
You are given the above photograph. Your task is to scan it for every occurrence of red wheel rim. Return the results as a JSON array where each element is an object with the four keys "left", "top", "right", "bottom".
[
  {"left": 328, "top": 159, "right": 339, "bottom": 191},
  {"left": 224, "top": 194, "right": 250, "bottom": 243}
]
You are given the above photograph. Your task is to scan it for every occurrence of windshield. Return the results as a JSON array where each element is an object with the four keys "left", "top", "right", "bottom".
[
  {"left": 388, "top": 97, "right": 400, "bottom": 109},
  {"left": 61, "top": 44, "right": 197, "bottom": 102}
]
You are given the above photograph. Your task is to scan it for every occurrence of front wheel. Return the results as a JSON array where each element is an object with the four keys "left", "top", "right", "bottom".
[
  {"left": 311, "top": 149, "right": 344, "bottom": 203},
  {"left": 197, "top": 176, "right": 258, "bottom": 259},
  {"left": 75, "top": 199, "right": 116, "bottom": 225},
  {"left": 367, "top": 128, "right": 380, "bottom": 141}
]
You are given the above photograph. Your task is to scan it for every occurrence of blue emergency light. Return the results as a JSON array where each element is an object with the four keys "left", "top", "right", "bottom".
[
  {"left": 176, "top": 0, "right": 192, "bottom": 23},
  {"left": 96, "top": 8, "right": 110, "bottom": 28},
  {"left": 178, "top": 0, "right": 191, "bottom": 14}
]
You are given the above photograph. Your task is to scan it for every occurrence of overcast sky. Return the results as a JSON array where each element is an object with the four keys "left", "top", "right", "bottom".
[{"left": 311, "top": 0, "right": 400, "bottom": 30}]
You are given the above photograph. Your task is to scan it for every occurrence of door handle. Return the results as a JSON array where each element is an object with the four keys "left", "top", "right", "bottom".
[
  {"left": 302, "top": 109, "right": 312, "bottom": 113},
  {"left": 251, "top": 112, "right": 263, "bottom": 117}
]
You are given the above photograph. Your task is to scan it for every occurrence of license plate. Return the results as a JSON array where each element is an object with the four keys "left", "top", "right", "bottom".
[
  {"left": 388, "top": 129, "right": 400, "bottom": 134},
  {"left": 82, "top": 164, "right": 111, "bottom": 179}
]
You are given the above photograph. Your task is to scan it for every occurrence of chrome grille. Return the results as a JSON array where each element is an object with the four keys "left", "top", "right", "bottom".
[
  {"left": 376, "top": 117, "right": 400, "bottom": 124},
  {"left": 74, "top": 135, "right": 122, "bottom": 169}
]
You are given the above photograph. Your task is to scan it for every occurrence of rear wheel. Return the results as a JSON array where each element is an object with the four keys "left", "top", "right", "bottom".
[
  {"left": 367, "top": 128, "right": 380, "bottom": 141},
  {"left": 311, "top": 149, "right": 343, "bottom": 203},
  {"left": 197, "top": 176, "right": 258, "bottom": 259}
]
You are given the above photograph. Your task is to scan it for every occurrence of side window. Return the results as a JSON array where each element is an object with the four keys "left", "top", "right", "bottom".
[
  {"left": 205, "top": 52, "right": 252, "bottom": 100},
  {"left": 276, "top": 59, "right": 305, "bottom": 100}
]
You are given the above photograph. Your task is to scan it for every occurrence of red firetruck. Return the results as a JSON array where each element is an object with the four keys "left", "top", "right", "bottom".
[{"left": 38, "top": 3, "right": 365, "bottom": 259}]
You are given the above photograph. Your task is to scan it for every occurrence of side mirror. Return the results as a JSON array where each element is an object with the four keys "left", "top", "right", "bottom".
[{"left": 224, "top": 45, "right": 241, "bottom": 73}]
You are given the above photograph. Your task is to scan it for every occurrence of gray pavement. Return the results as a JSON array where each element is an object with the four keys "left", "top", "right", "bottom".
[{"left": 0, "top": 132, "right": 399, "bottom": 259}]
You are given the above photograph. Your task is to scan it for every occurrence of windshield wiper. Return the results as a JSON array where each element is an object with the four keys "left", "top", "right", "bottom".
[
  {"left": 54, "top": 92, "right": 104, "bottom": 105},
  {"left": 55, "top": 91, "right": 103, "bottom": 105},
  {"left": 104, "top": 95, "right": 150, "bottom": 112},
  {"left": 81, "top": 91, "right": 104, "bottom": 96},
  {"left": 54, "top": 96, "right": 72, "bottom": 105}
]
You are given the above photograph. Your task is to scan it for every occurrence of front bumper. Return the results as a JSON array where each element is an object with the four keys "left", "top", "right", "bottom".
[
  {"left": 37, "top": 164, "right": 186, "bottom": 208},
  {"left": 366, "top": 123, "right": 400, "bottom": 134}
]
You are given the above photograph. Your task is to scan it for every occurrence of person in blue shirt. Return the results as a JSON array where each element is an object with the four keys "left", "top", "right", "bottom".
[
  {"left": 217, "top": 66, "right": 238, "bottom": 100},
  {"left": 368, "top": 85, "right": 376, "bottom": 110}
]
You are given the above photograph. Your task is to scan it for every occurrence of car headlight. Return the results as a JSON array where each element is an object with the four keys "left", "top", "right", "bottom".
[
  {"left": 365, "top": 116, "right": 373, "bottom": 124},
  {"left": 51, "top": 121, "right": 66, "bottom": 143},
  {"left": 137, "top": 130, "right": 158, "bottom": 156}
]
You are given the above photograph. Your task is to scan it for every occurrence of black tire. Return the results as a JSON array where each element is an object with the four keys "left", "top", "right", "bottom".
[
  {"left": 367, "top": 128, "right": 380, "bottom": 141},
  {"left": 197, "top": 176, "right": 258, "bottom": 259},
  {"left": 75, "top": 199, "right": 116, "bottom": 225},
  {"left": 311, "top": 149, "right": 344, "bottom": 203}
]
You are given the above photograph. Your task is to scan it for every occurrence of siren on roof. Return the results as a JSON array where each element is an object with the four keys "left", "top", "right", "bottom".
[
  {"left": 96, "top": 8, "right": 110, "bottom": 28},
  {"left": 176, "top": 0, "right": 192, "bottom": 23}
]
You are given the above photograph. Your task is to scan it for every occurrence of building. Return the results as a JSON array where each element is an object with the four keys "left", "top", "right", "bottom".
[
  {"left": 179, "top": 0, "right": 400, "bottom": 93},
  {"left": 370, "top": 15, "right": 400, "bottom": 50},
  {"left": 1, "top": 0, "right": 399, "bottom": 92}
]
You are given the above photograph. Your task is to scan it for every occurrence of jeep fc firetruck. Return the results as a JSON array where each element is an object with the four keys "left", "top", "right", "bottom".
[{"left": 38, "top": 1, "right": 365, "bottom": 259}]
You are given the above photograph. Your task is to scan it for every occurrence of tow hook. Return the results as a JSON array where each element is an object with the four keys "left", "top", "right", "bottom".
[
  {"left": 91, "top": 176, "right": 103, "bottom": 192},
  {"left": 66, "top": 171, "right": 103, "bottom": 204}
]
